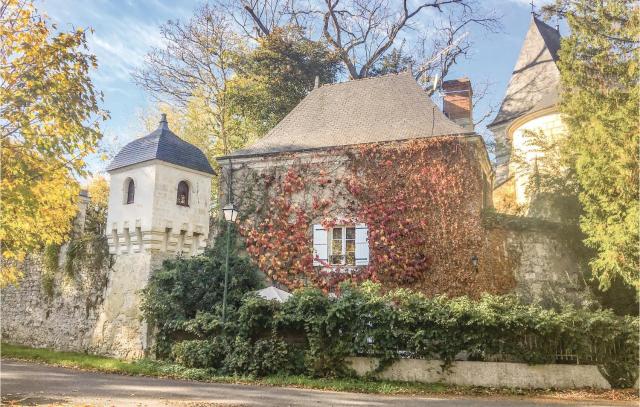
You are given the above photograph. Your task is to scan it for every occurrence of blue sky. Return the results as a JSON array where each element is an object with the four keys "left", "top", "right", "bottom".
[{"left": 39, "top": 0, "right": 557, "bottom": 174}]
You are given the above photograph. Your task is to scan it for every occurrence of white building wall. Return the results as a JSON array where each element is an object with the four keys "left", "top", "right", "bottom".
[
  {"left": 106, "top": 163, "right": 157, "bottom": 254},
  {"left": 152, "top": 162, "right": 212, "bottom": 254},
  {"left": 106, "top": 160, "right": 212, "bottom": 255},
  {"left": 510, "top": 112, "right": 565, "bottom": 206}
]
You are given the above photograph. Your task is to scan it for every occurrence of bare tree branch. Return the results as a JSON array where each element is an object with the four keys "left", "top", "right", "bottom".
[{"left": 132, "top": 4, "right": 239, "bottom": 154}]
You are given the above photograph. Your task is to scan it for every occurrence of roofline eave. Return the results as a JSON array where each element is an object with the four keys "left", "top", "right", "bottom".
[
  {"left": 107, "top": 158, "right": 216, "bottom": 176},
  {"left": 216, "top": 132, "right": 478, "bottom": 162}
]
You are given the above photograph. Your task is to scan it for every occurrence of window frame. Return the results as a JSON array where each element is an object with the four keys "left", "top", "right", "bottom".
[
  {"left": 328, "top": 225, "right": 356, "bottom": 266},
  {"left": 176, "top": 180, "right": 190, "bottom": 207},
  {"left": 125, "top": 178, "right": 135, "bottom": 205}
]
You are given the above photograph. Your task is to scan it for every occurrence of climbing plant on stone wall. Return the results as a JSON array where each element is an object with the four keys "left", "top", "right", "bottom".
[{"left": 238, "top": 137, "right": 515, "bottom": 296}]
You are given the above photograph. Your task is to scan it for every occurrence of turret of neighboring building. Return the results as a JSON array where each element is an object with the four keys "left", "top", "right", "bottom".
[
  {"left": 489, "top": 16, "right": 564, "bottom": 213},
  {"left": 105, "top": 114, "right": 215, "bottom": 256}
]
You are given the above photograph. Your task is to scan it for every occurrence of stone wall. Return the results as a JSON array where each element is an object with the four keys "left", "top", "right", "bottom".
[
  {"left": 347, "top": 357, "right": 611, "bottom": 389},
  {"left": 2, "top": 256, "right": 106, "bottom": 353},
  {"left": 1, "top": 251, "right": 169, "bottom": 359},
  {"left": 485, "top": 213, "right": 590, "bottom": 306},
  {"left": 510, "top": 229, "right": 587, "bottom": 305}
]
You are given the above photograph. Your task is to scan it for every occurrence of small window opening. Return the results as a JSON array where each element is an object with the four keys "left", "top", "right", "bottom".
[
  {"left": 125, "top": 179, "right": 135, "bottom": 204},
  {"left": 177, "top": 181, "right": 189, "bottom": 206},
  {"left": 330, "top": 226, "right": 356, "bottom": 266}
]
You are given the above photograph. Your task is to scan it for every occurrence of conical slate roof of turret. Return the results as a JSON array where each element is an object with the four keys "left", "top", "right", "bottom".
[
  {"left": 489, "top": 17, "right": 561, "bottom": 128},
  {"left": 107, "top": 114, "right": 215, "bottom": 174}
]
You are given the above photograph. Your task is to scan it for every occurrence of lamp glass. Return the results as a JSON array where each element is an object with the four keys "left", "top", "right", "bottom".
[{"left": 223, "top": 204, "right": 238, "bottom": 223}]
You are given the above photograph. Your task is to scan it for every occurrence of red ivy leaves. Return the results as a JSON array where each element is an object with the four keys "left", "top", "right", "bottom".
[{"left": 240, "top": 138, "right": 515, "bottom": 296}]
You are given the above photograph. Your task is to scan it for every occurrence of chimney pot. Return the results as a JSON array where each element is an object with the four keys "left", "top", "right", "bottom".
[{"left": 442, "top": 78, "right": 473, "bottom": 131}]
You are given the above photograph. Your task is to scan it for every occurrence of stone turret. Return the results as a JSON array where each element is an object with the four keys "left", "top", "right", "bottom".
[
  {"left": 94, "top": 115, "right": 214, "bottom": 359},
  {"left": 106, "top": 114, "right": 214, "bottom": 255}
]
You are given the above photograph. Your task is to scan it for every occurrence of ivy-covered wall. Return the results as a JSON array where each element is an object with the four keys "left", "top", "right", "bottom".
[
  {"left": 220, "top": 136, "right": 588, "bottom": 303},
  {"left": 0, "top": 191, "right": 170, "bottom": 359},
  {"left": 1, "top": 255, "right": 108, "bottom": 352},
  {"left": 219, "top": 136, "right": 517, "bottom": 296}
]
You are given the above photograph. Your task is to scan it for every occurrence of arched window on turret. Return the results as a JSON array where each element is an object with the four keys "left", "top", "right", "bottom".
[
  {"left": 177, "top": 181, "right": 189, "bottom": 207},
  {"left": 125, "top": 178, "right": 135, "bottom": 204}
]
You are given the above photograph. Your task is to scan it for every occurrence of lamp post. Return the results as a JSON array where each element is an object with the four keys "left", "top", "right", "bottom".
[{"left": 221, "top": 203, "right": 238, "bottom": 325}]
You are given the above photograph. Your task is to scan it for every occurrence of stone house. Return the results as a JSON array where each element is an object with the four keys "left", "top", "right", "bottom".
[
  {"left": 0, "top": 16, "right": 589, "bottom": 360},
  {"left": 216, "top": 72, "right": 508, "bottom": 295}
]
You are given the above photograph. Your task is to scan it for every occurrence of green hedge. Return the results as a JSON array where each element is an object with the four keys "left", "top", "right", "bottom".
[{"left": 144, "top": 274, "right": 639, "bottom": 387}]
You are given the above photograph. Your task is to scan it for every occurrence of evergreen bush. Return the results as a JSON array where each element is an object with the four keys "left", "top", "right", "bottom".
[{"left": 142, "top": 243, "right": 639, "bottom": 386}]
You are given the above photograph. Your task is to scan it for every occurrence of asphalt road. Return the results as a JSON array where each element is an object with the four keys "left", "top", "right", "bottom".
[{"left": 0, "top": 359, "right": 631, "bottom": 406}]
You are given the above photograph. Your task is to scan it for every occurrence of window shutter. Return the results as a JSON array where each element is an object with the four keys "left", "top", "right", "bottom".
[
  {"left": 312, "top": 225, "right": 328, "bottom": 266},
  {"left": 355, "top": 223, "right": 369, "bottom": 266}
]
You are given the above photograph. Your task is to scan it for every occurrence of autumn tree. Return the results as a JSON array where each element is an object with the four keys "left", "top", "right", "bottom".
[
  {"left": 133, "top": 5, "right": 244, "bottom": 156},
  {"left": 234, "top": 0, "right": 499, "bottom": 87},
  {"left": 227, "top": 27, "right": 341, "bottom": 136},
  {"left": 0, "top": 0, "right": 106, "bottom": 285}
]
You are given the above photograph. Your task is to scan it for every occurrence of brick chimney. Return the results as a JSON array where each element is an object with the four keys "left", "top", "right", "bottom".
[{"left": 442, "top": 77, "right": 473, "bottom": 131}]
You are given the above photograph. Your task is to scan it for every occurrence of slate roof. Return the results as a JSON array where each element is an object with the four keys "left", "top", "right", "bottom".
[
  {"left": 489, "top": 17, "right": 562, "bottom": 128},
  {"left": 107, "top": 115, "right": 215, "bottom": 175},
  {"left": 226, "top": 72, "right": 469, "bottom": 158}
]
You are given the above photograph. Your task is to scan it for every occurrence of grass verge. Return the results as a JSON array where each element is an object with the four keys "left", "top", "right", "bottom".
[{"left": 2, "top": 343, "right": 637, "bottom": 402}]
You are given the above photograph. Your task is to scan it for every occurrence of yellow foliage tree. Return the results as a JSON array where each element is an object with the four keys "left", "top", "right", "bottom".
[{"left": 0, "top": 0, "right": 107, "bottom": 285}]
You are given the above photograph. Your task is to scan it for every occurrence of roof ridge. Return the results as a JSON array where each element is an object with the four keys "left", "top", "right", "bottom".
[
  {"left": 314, "top": 70, "right": 412, "bottom": 90},
  {"left": 532, "top": 15, "right": 559, "bottom": 33}
]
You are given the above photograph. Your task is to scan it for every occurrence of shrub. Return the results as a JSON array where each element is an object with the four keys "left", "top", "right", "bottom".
[
  {"left": 140, "top": 224, "right": 262, "bottom": 357},
  {"left": 171, "top": 337, "right": 230, "bottom": 369},
  {"left": 144, "top": 263, "right": 639, "bottom": 387},
  {"left": 222, "top": 336, "right": 289, "bottom": 377}
]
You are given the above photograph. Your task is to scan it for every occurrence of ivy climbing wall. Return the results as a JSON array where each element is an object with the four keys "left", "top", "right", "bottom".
[
  {"left": 221, "top": 137, "right": 517, "bottom": 296},
  {"left": 1, "top": 250, "right": 171, "bottom": 358},
  {"left": 1, "top": 193, "right": 172, "bottom": 359}
]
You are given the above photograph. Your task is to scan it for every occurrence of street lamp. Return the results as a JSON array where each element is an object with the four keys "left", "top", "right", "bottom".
[
  {"left": 221, "top": 203, "right": 238, "bottom": 325},
  {"left": 222, "top": 203, "right": 238, "bottom": 223}
]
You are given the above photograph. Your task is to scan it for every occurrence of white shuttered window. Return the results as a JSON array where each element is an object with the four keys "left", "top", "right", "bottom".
[
  {"left": 354, "top": 223, "right": 369, "bottom": 266},
  {"left": 313, "top": 224, "right": 369, "bottom": 267},
  {"left": 312, "top": 225, "right": 328, "bottom": 266}
]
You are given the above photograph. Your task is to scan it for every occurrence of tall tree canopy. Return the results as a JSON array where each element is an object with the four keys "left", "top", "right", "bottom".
[
  {"left": 135, "top": 1, "right": 499, "bottom": 159},
  {"left": 227, "top": 27, "right": 342, "bottom": 136},
  {"left": 542, "top": 0, "right": 639, "bottom": 290},
  {"left": 230, "top": 0, "right": 499, "bottom": 85},
  {"left": 134, "top": 6, "right": 343, "bottom": 157},
  {"left": 0, "top": 0, "right": 107, "bottom": 285},
  {"left": 133, "top": 5, "right": 242, "bottom": 156}
]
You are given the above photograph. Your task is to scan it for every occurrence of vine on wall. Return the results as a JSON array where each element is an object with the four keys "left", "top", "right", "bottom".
[{"left": 237, "top": 137, "right": 515, "bottom": 296}]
